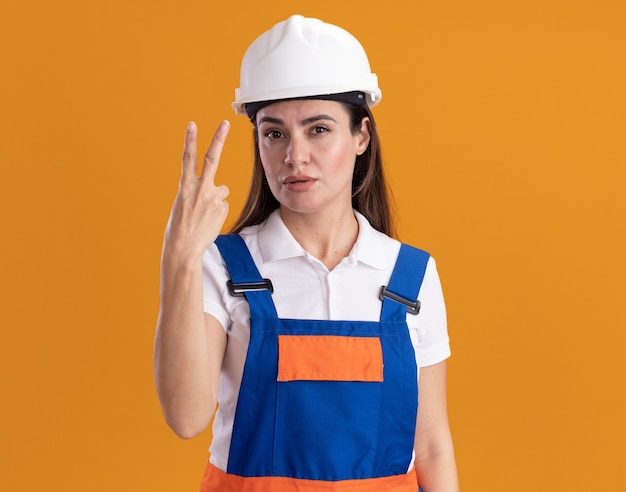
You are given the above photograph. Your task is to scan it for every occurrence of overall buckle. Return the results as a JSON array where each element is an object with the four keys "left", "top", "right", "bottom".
[
  {"left": 379, "top": 286, "right": 420, "bottom": 315},
  {"left": 227, "top": 279, "right": 274, "bottom": 297}
]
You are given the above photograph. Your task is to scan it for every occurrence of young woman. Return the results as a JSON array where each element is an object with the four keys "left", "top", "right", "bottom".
[{"left": 154, "top": 14, "right": 459, "bottom": 492}]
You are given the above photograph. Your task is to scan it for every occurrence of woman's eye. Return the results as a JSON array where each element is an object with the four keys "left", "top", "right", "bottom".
[
  {"left": 264, "top": 130, "right": 283, "bottom": 139},
  {"left": 312, "top": 126, "right": 329, "bottom": 135}
]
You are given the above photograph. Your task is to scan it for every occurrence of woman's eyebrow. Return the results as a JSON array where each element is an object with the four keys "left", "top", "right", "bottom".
[
  {"left": 257, "top": 116, "right": 283, "bottom": 126},
  {"left": 257, "top": 114, "right": 338, "bottom": 126},
  {"left": 300, "top": 114, "right": 337, "bottom": 125}
]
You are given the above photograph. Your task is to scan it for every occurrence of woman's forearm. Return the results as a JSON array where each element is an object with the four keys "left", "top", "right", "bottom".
[
  {"left": 414, "top": 446, "right": 460, "bottom": 492},
  {"left": 154, "top": 252, "right": 225, "bottom": 438},
  {"left": 414, "top": 362, "right": 460, "bottom": 491}
]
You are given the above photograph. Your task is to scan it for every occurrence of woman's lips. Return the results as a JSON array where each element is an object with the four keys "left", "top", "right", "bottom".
[{"left": 283, "top": 175, "right": 317, "bottom": 192}]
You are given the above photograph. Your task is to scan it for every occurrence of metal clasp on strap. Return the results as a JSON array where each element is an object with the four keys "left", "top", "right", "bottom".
[
  {"left": 379, "top": 286, "right": 421, "bottom": 315},
  {"left": 227, "top": 279, "right": 274, "bottom": 297}
]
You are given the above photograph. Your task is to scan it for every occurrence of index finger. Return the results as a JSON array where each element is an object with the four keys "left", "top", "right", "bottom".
[
  {"left": 200, "top": 120, "right": 230, "bottom": 184},
  {"left": 181, "top": 121, "right": 198, "bottom": 183}
]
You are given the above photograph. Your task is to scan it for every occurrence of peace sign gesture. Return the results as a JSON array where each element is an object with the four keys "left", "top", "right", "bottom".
[{"left": 162, "top": 121, "right": 231, "bottom": 264}]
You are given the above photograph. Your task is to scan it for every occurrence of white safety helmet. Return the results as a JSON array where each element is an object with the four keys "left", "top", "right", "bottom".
[{"left": 233, "top": 14, "right": 382, "bottom": 117}]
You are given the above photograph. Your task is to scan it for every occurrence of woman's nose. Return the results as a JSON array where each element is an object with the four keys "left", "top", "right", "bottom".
[{"left": 285, "top": 135, "right": 310, "bottom": 166}]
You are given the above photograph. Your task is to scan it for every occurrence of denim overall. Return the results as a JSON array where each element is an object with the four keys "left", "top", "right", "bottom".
[{"left": 203, "top": 234, "right": 430, "bottom": 492}]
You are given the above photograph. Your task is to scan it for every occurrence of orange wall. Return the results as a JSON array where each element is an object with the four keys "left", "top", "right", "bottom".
[{"left": 1, "top": 1, "right": 625, "bottom": 490}]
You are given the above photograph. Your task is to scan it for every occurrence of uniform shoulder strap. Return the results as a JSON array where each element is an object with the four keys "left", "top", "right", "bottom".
[
  {"left": 380, "top": 243, "right": 430, "bottom": 322},
  {"left": 214, "top": 234, "right": 277, "bottom": 318}
]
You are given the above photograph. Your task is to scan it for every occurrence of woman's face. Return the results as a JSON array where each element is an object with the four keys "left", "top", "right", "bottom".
[{"left": 256, "top": 99, "right": 370, "bottom": 218}]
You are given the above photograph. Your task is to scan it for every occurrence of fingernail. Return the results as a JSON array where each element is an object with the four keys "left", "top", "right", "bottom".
[{"left": 188, "top": 121, "right": 196, "bottom": 132}]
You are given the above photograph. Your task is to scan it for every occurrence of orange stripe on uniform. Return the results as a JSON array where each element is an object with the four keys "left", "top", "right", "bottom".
[
  {"left": 277, "top": 335, "right": 383, "bottom": 382},
  {"left": 200, "top": 463, "right": 418, "bottom": 492}
]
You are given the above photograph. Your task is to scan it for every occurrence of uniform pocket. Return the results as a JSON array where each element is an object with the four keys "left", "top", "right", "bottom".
[
  {"left": 273, "top": 335, "right": 383, "bottom": 480},
  {"left": 277, "top": 335, "right": 383, "bottom": 382}
]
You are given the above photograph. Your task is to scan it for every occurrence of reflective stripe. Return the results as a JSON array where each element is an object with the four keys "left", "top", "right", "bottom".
[
  {"left": 277, "top": 335, "right": 383, "bottom": 382},
  {"left": 201, "top": 462, "right": 418, "bottom": 492}
]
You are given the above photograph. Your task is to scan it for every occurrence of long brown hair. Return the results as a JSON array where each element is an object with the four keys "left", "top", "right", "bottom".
[{"left": 229, "top": 103, "right": 396, "bottom": 237}]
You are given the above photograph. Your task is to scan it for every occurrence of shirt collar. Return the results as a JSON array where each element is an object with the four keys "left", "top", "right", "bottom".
[
  {"left": 255, "top": 210, "right": 307, "bottom": 262},
  {"left": 255, "top": 209, "right": 390, "bottom": 270},
  {"left": 352, "top": 212, "right": 390, "bottom": 270}
]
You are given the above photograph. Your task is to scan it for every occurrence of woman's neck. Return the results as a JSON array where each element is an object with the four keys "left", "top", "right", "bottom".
[{"left": 280, "top": 207, "right": 359, "bottom": 271}]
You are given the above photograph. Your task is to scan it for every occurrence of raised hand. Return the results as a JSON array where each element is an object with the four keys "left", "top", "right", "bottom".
[
  {"left": 155, "top": 121, "right": 231, "bottom": 437},
  {"left": 163, "top": 121, "right": 231, "bottom": 263}
]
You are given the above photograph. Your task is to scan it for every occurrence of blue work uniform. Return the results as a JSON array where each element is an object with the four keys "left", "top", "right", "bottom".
[{"left": 201, "top": 234, "right": 429, "bottom": 492}]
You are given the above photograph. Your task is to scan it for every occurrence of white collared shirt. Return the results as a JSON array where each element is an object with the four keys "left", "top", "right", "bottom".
[{"left": 202, "top": 209, "right": 450, "bottom": 470}]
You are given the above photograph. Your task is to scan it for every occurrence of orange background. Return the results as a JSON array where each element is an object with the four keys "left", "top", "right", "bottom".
[{"left": 1, "top": 0, "right": 625, "bottom": 490}]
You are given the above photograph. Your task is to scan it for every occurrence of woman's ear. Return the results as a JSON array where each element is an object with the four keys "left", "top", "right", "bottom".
[{"left": 356, "top": 117, "right": 372, "bottom": 156}]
